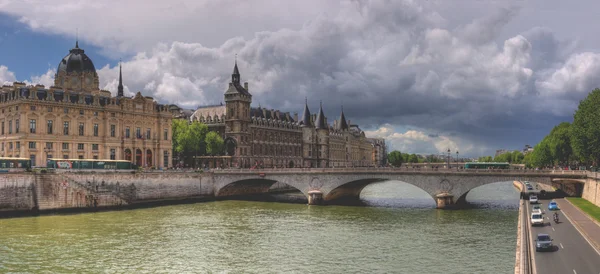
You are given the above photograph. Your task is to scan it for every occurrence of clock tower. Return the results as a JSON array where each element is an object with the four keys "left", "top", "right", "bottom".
[{"left": 224, "top": 60, "right": 252, "bottom": 167}]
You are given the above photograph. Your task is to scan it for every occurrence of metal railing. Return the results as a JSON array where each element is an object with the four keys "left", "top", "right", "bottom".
[{"left": 206, "top": 167, "right": 589, "bottom": 176}]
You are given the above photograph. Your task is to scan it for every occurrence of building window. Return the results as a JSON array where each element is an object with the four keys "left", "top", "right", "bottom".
[
  {"left": 164, "top": 128, "right": 168, "bottom": 140},
  {"left": 16, "top": 142, "right": 20, "bottom": 149},
  {"left": 93, "top": 111, "right": 98, "bottom": 117},
  {"left": 92, "top": 144, "right": 98, "bottom": 151},
  {"left": 63, "top": 155, "right": 68, "bottom": 159},
  {"left": 8, "top": 120, "right": 11, "bottom": 134},
  {"left": 46, "top": 142, "right": 53, "bottom": 149},
  {"left": 30, "top": 154, "right": 35, "bottom": 167},
  {"left": 64, "top": 107, "right": 69, "bottom": 114},
  {"left": 79, "top": 109, "right": 84, "bottom": 115},
  {"left": 111, "top": 112, "right": 116, "bottom": 117},
  {"left": 29, "top": 119, "right": 36, "bottom": 133},
  {"left": 1, "top": 121, "right": 4, "bottom": 135},
  {"left": 93, "top": 156, "right": 98, "bottom": 160},
  {"left": 93, "top": 124, "right": 99, "bottom": 136},
  {"left": 146, "top": 128, "right": 151, "bottom": 139},
  {"left": 47, "top": 120, "right": 53, "bottom": 134},
  {"left": 125, "top": 127, "right": 130, "bottom": 138},
  {"left": 78, "top": 155, "right": 83, "bottom": 159},
  {"left": 110, "top": 124, "right": 116, "bottom": 137},
  {"left": 79, "top": 123, "right": 84, "bottom": 136},
  {"left": 1, "top": 142, "right": 3, "bottom": 151},
  {"left": 62, "top": 143, "right": 69, "bottom": 150},
  {"left": 15, "top": 119, "right": 19, "bottom": 133},
  {"left": 47, "top": 107, "right": 52, "bottom": 112},
  {"left": 77, "top": 143, "right": 84, "bottom": 150},
  {"left": 28, "top": 142, "right": 36, "bottom": 149},
  {"left": 63, "top": 122, "right": 69, "bottom": 135},
  {"left": 9, "top": 142, "right": 12, "bottom": 149},
  {"left": 136, "top": 127, "right": 141, "bottom": 138},
  {"left": 30, "top": 105, "right": 36, "bottom": 111},
  {"left": 110, "top": 149, "right": 116, "bottom": 160}
]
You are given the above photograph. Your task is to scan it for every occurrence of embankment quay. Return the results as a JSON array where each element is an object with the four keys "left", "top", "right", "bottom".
[
  {"left": 0, "top": 168, "right": 598, "bottom": 216},
  {"left": 514, "top": 181, "right": 600, "bottom": 274}
]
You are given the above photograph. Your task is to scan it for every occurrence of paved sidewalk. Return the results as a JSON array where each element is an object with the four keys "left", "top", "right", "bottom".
[{"left": 557, "top": 198, "right": 600, "bottom": 253}]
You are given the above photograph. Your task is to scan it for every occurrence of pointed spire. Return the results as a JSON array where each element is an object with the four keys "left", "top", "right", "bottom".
[
  {"left": 117, "top": 59, "right": 124, "bottom": 97},
  {"left": 338, "top": 105, "right": 348, "bottom": 130},
  {"left": 315, "top": 101, "right": 327, "bottom": 130},
  {"left": 232, "top": 55, "right": 240, "bottom": 84},
  {"left": 300, "top": 97, "right": 312, "bottom": 127},
  {"left": 75, "top": 28, "right": 79, "bottom": 48}
]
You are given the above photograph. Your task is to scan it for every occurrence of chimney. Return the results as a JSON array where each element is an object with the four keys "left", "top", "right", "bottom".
[
  {"left": 294, "top": 112, "right": 298, "bottom": 121},
  {"left": 244, "top": 82, "right": 248, "bottom": 91},
  {"left": 275, "top": 110, "right": 280, "bottom": 119}
]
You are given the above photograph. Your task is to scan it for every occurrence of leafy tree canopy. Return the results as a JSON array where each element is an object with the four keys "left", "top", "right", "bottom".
[{"left": 388, "top": 150, "right": 403, "bottom": 167}]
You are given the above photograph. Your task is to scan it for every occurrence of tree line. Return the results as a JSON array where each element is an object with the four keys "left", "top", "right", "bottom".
[
  {"left": 172, "top": 119, "right": 224, "bottom": 168},
  {"left": 480, "top": 88, "right": 600, "bottom": 169},
  {"left": 387, "top": 151, "right": 448, "bottom": 167}
]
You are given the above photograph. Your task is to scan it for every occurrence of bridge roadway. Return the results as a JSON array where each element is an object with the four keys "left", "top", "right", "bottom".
[
  {"left": 523, "top": 187, "right": 600, "bottom": 273},
  {"left": 209, "top": 168, "right": 588, "bottom": 207}
]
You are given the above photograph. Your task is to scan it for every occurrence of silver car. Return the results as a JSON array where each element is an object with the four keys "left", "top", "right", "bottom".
[{"left": 535, "top": 233, "right": 553, "bottom": 251}]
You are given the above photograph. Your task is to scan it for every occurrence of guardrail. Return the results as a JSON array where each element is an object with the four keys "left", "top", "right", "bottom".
[{"left": 207, "top": 167, "right": 588, "bottom": 176}]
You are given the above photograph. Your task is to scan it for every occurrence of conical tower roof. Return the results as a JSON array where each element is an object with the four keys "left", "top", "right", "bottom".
[
  {"left": 300, "top": 98, "right": 312, "bottom": 127},
  {"left": 315, "top": 101, "right": 327, "bottom": 130},
  {"left": 338, "top": 106, "right": 348, "bottom": 130}
]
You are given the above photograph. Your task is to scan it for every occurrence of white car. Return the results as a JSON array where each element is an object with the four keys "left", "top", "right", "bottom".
[
  {"left": 531, "top": 213, "right": 544, "bottom": 226},
  {"left": 529, "top": 195, "right": 538, "bottom": 204},
  {"left": 532, "top": 208, "right": 542, "bottom": 215}
]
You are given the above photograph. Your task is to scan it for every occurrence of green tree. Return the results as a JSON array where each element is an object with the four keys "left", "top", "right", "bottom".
[
  {"left": 547, "top": 122, "right": 573, "bottom": 165},
  {"left": 401, "top": 153, "right": 410, "bottom": 163},
  {"left": 387, "top": 150, "right": 403, "bottom": 167},
  {"left": 408, "top": 154, "right": 419, "bottom": 163},
  {"left": 572, "top": 88, "right": 600, "bottom": 166},
  {"left": 173, "top": 120, "right": 209, "bottom": 167},
  {"left": 531, "top": 140, "right": 554, "bottom": 167},
  {"left": 205, "top": 131, "right": 224, "bottom": 156},
  {"left": 511, "top": 151, "right": 524, "bottom": 164}
]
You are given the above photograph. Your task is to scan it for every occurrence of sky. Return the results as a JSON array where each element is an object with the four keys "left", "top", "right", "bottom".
[{"left": 1, "top": 0, "right": 600, "bottom": 158}]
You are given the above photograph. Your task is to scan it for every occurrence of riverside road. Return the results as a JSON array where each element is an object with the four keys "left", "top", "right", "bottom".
[{"left": 525, "top": 193, "right": 600, "bottom": 273}]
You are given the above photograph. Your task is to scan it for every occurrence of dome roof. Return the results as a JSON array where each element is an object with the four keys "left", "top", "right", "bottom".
[{"left": 57, "top": 42, "right": 97, "bottom": 74}]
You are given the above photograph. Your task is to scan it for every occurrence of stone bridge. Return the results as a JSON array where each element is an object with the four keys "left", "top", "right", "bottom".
[{"left": 209, "top": 168, "right": 588, "bottom": 208}]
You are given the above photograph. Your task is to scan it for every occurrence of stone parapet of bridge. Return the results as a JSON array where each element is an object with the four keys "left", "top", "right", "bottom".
[{"left": 208, "top": 168, "right": 588, "bottom": 208}]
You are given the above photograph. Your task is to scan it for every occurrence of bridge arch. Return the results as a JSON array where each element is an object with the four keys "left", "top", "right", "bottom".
[
  {"left": 213, "top": 175, "right": 311, "bottom": 198},
  {"left": 322, "top": 174, "right": 555, "bottom": 208}
]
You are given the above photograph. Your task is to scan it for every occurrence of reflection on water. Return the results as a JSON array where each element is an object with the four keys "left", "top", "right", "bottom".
[{"left": 0, "top": 181, "right": 520, "bottom": 273}]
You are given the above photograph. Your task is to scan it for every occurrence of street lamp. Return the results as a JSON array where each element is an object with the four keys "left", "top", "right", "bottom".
[
  {"left": 43, "top": 147, "right": 51, "bottom": 167},
  {"left": 456, "top": 150, "right": 459, "bottom": 170},
  {"left": 447, "top": 148, "right": 451, "bottom": 169}
]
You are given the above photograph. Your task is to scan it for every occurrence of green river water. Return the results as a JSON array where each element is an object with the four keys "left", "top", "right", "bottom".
[{"left": 0, "top": 181, "right": 519, "bottom": 273}]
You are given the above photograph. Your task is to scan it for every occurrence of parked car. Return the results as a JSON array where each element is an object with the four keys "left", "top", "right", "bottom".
[
  {"left": 535, "top": 234, "right": 554, "bottom": 251},
  {"left": 531, "top": 213, "right": 544, "bottom": 226},
  {"left": 548, "top": 201, "right": 559, "bottom": 211},
  {"left": 529, "top": 195, "right": 538, "bottom": 204}
]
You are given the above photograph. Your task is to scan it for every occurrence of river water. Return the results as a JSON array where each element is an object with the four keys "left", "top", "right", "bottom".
[{"left": 0, "top": 181, "right": 519, "bottom": 273}]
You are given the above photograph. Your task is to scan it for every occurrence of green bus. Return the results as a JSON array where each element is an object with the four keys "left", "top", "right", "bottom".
[
  {"left": 0, "top": 157, "right": 31, "bottom": 171},
  {"left": 47, "top": 158, "right": 137, "bottom": 170},
  {"left": 464, "top": 162, "right": 510, "bottom": 169}
]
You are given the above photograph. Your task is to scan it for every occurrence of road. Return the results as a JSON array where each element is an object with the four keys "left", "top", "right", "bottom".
[{"left": 524, "top": 189, "right": 600, "bottom": 274}]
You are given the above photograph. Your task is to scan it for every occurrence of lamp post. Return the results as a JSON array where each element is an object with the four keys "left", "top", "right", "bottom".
[
  {"left": 447, "top": 148, "right": 451, "bottom": 169},
  {"left": 456, "top": 150, "right": 459, "bottom": 170},
  {"left": 44, "top": 147, "right": 51, "bottom": 167}
]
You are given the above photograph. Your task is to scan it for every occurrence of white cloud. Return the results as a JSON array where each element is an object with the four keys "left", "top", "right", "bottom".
[
  {"left": 0, "top": 65, "right": 16, "bottom": 85},
  {"left": 3, "top": 0, "right": 600, "bottom": 157}
]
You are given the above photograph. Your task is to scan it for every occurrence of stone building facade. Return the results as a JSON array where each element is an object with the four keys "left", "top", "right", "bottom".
[
  {"left": 0, "top": 42, "right": 173, "bottom": 168},
  {"left": 190, "top": 62, "right": 378, "bottom": 168}
]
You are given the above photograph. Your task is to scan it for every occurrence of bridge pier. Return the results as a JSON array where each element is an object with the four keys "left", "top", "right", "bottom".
[
  {"left": 435, "top": 193, "right": 455, "bottom": 209},
  {"left": 307, "top": 190, "right": 323, "bottom": 205}
]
